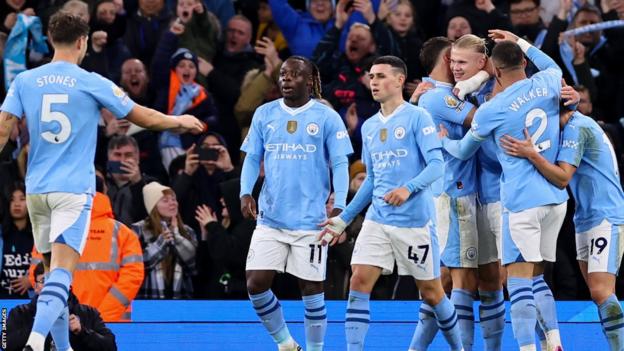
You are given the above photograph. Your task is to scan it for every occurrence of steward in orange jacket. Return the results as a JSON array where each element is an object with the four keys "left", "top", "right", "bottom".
[{"left": 30, "top": 192, "right": 144, "bottom": 322}]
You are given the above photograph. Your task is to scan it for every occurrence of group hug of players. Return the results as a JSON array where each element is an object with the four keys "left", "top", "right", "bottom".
[{"left": 239, "top": 28, "right": 624, "bottom": 351}]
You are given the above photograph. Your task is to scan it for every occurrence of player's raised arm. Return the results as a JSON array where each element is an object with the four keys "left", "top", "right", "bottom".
[
  {"left": 0, "top": 111, "right": 18, "bottom": 152},
  {"left": 125, "top": 104, "right": 205, "bottom": 134},
  {"left": 500, "top": 127, "right": 576, "bottom": 189},
  {"left": 489, "top": 29, "right": 560, "bottom": 73}
]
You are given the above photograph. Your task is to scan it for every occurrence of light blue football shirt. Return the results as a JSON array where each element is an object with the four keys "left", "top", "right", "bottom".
[
  {"left": 359, "top": 102, "right": 442, "bottom": 227},
  {"left": 469, "top": 47, "right": 568, "bottom": 212},
  {"left": 241, "top": 98, "right": 353, "bottom": 230},
  {"left": 557, "top": 112, "right": 624, "bottom": 232},
  {"left": 419, "top": 79, "right": 476, "bottom": 198},
  {"left": 470, "top": 78, "right": 502, "bottom": 204},
  {"left": 0, "top": 61, "right": 135, "bottom": 195}
]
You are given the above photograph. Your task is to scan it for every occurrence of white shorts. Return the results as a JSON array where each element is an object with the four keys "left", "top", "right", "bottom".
[
  {"left": 477, "top": 201, "right": 502, "bottom": 265},
  {"left": 502, "top": 202, "right": 567, "bottom": 265},
  {"left": 576, "top": 220, "right": 624, "bottom": 275},
  {"left": 351, "top": 220, "right": 440, "bottom": 280},
  {"left": 27, "top": 193, "right": 94, "bottom": 255},
  {"left": 245, "top": 225, "right": 327, "bottom": 281},
  {"left": 436, "top": 193, "right": 479, "bottom": 268}
]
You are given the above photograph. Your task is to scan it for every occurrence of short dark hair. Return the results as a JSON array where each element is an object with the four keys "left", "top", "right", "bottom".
[
  {"left": 48, "top": 11, "right": 90, "bottom": 45},
  {"left": 491, "top": 41, "right": 524, "bottom": 70},
  {"left": 572, "top": 5, "right": 602, "bottom": 23},
  {"left": 509, "top": 0, "right": 540, "bottom": 7},
  {"left": 107, "top": 135, "right": 139, "bottom": 152},
  {"left": 420, "top": 37, "right": 452, "bottom": 75},
  {"left": 372, "top": 55, "right": 407, "bottom": 77}
]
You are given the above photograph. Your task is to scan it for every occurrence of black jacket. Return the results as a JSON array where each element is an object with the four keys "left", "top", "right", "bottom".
[{"left": 6, "top": 293, "right": 117, "bottom": 351}]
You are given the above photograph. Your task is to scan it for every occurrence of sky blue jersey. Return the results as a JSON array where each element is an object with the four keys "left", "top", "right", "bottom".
[
  {"left": 420, "top": 78, "right": 476, "bottom": 198},
  {"left": 0, "top": 61, "right": 135, "bottom": 195},
  {"left": 469, "top": 46, "right": 568, "bottom": 212},
  {"left": 241, "top": 98, "right": 353, "bottom": 230},
  {"left": 360, "top": 102, "right": 442, "bottom": 227},
  {"left": 470, "top": 78, "right": 502, "bottom": 204},
  {"left": 557, "top": 112, "right": 624, "bottom": 232}
]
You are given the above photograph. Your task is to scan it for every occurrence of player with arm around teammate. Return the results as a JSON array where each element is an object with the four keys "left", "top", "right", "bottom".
[
  {"left": 321, "top": 55, "right": 464, "bottom": 351},
  {"left": 0, "top": 11, "right": 204, "bottom": 351},
  {"left": 500, "top": 90, "right": 624, "bottom": 351},
  {"left": 440, "top": 30, "right": 570, "bottom": 351},
  {"left": 239, "top": 55, "right": 353, "bottom": 351}
]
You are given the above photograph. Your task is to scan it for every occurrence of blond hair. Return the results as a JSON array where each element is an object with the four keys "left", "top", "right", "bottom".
[{"left": 453, "top": 34, "right": 487, "bottom": 56}]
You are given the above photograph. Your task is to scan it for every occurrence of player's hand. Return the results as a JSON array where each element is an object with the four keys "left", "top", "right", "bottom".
[
  {"left": 377, "top": 0, "right": 395, "bottom": 21},
  {"left": 241, "top": 195, "right": 257, "bottom": 220},
  {"left": 561, "top": 84, "right": 580, "bottom": 107},
  {"left": 174, "top": 114, "right": 206, "bottom": 134},
  {"left": 488, "top": 29, "right": 519, "bottom": 43},
  {"left": 409, "top": 81, "right": 434, "bottom": 104},
  {"left": 318, "top": 215, "right": 348, "bottom": 246},
  {"left": 438, "top": 123, "right": 449, "bottom": 139},
  {"left": 500, "top": 129, "right": 536, "bottom": 158},
  {"left": 91, "top": 31, "right": 108, "bottom": 53},
  {"left": 194, "top": 1, "right": 205, "bottom": 13},
  {"left": 204, "top": 145, "right": 234, "bottom": 172},
  {"left": 69, "top": 314, "right": 82, "bottom": 334},
  {"left": 184, "top": 144, "right": 200, "bottom": 175},
  {"left": 10, "top": 276, "right": 31, "bottom": 295},
  {"left": 121, "top": 158, "right": 141, "bottom": 184},
  {"left": 383, "top": 187, "right": 410, "bottom": 206}
]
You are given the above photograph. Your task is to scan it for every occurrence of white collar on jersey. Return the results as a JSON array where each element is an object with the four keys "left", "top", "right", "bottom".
[
  {"left": 279, "top": 98, "right": 315, "bottom": 116},
  {"left": 378, "top": 101, "right": 408, "bottom": 124},
  {"left": 434, "top": 81, "right": 453, "bottom": 88}
]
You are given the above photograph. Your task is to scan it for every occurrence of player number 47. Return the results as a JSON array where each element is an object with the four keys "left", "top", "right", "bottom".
[{"left": 408, "top": 245, "right": 429, "bottom": 264}]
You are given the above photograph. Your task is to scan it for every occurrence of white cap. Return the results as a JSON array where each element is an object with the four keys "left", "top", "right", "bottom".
[{"left": 143, "top": 182, "right": 173, "bottom": 214}]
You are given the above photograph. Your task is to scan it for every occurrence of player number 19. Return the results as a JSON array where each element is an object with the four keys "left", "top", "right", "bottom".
[
  {"left": 525, "top": 108, "right": 551, "bottom": 152},
  {"left": 41, "top": 94, "right": 71, "bottom": 144}
]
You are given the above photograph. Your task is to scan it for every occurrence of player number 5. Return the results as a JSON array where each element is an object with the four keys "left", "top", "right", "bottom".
[
  {"left": 525, "top": 108, "right": 551, "bottom": 152},
  {"left": 41, "top": 94, "right": 71, "bottom": 144}
]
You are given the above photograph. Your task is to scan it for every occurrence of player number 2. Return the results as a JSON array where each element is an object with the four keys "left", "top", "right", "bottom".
[
  {"left": 41, "top": 94, "right": 71, "bottom": 144},
  {"left": 590, "top": 237, "right": 608, "bottom": 255},
  {"left": 309, "top": 244, "right": 322, "bottom": 264},
  {"left": 408, "top": 245, "right": 429, "bottom": 264},
  {"left": 525, "top": 108, "right": 551, "bottom": 152}
]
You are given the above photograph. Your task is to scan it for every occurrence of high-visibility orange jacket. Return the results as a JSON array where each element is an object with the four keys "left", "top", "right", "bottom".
[{"left": 30, "top": 192, "right": 144, "bottom": 322}]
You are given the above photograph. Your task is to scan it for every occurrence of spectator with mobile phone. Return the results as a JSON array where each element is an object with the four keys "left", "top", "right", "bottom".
[
  {"left": 172, "top": 132, "right": 239, "bottom": 235},
  {"left": 105, "top": 135, "right": 157, "bottom": 226}
]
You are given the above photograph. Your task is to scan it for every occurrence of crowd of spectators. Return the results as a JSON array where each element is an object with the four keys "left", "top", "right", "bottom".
[{"left": 1, "top": 0, "right": 624, "bottom": 306}]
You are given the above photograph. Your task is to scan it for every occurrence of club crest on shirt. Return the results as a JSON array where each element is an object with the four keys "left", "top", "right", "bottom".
[
  {"left": 444, "top": 95, "right": 459, "bottom": 108},
  {"left": 380, "top": 128, "right": 388, "bottom": 142},
  {"left": 306, "top": 122, "right": 319, "bottom": 136},
  {"left": 287, "top": 120, "right": 297, "bottom": 134},
  {"left": 394, "top": 126, "right": 406, "bottom": 140}
]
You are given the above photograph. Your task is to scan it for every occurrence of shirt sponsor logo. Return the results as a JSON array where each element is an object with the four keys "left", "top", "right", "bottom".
[
  {"left": 336, "top": 130, "right": 349, "bottom": 139},
  {"left": 562, "top": 139, "right": 578, "bottom": 149},
  {"left": 422, "top": 126, "right": 435, "bottom": 135},
  {"left": 371, "top": 148, "right": 408, "bottom": 169}
]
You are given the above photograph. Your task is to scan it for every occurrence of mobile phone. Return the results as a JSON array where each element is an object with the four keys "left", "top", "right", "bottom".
[
  {"left": 107, "top": 160, "right": 129, "bottom": 174},
  {"left": 198, "top": 147, "right": 219, "bottom": 161}
]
